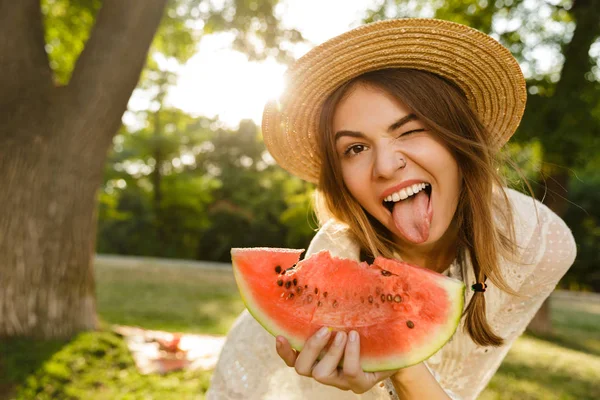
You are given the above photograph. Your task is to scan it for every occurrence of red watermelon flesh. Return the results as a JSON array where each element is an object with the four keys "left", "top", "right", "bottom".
[{"left": 231, "top": 247, "right": 465, "bottom": 371}]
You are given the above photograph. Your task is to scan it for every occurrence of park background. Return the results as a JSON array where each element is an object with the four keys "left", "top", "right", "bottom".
[{"left": 0, "top": 0, "right": 599, "bottom": 398}]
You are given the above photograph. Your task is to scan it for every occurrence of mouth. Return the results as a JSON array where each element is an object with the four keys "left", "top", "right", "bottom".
[{"left": 382, "top": 183, "right": 432, "bottom": 213}]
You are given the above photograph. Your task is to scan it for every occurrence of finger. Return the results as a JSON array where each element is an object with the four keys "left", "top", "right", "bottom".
[
  {"left": 276, "top": 336, "right": 297, "bottom": 367},
  {"left": 342, "top": 330, "right": 365, "bottom": 383},
  {"left": 295, "top": 327, "right": 332, "bottom": 376},
  {"left": 311, "top": 331, "right": 347, "bottom": 383}
]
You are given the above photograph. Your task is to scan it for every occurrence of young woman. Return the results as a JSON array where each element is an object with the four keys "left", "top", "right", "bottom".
[{"left": 207, "top": 19, "right": 576, "bottom": 400}]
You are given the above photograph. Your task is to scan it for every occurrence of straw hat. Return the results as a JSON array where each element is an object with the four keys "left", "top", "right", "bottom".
[{"left": 262, "top": 18, "right": 527, "bottom": 184}]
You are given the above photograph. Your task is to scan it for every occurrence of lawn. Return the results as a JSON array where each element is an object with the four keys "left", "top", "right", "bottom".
[{"left": 0, "top": 260, "right": 598, "bottom": 399}]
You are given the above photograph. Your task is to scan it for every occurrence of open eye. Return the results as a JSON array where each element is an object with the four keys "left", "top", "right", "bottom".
[{"left": 344, "top": 144, "right": 368, "bottom": 157}]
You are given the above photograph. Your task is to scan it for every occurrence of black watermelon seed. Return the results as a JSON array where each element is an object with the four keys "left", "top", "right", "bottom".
[
  {"left": 277, "top": 280, "right": 283, "bottom": 286},
  {"left": 380, "top": 294, "right": 385, "bottom": 303},
  {"left": 275, "top": 266, "right": 282, "bottom": 274},
  {"left": 314, "top": 288, "right": 319, "bottom": 295},
  {"left": 368, "top": 295, "right": 374, "bottom": 303},
  {"left": 387, "top": 294, "right": 393, "bottom": 302},
  {"left": 394, "top": 295, "right": 402, "bottom": 303},
  {"left": 285, "top": 281, "right": 292, "bottom": 289},
  {"left": 323, "top": 292, "right": 328, "bottom": 298},
  {"left": 407, "top": 321, "right": 415, "bottom": 329},
  {"left": 288, "top": 293, "right": 294, "bottom": 300},
  {"left": 332, "top": 300, "right": 338, "bottom": 308},
  {"left": 381, "top": 270, "right": 392, "bottom": 276},
  {"left": 293, "top": 278, "right": 297, "bottom": 286},
  {"left": 317, "top": 301, "right": 323, "bottom": 307},
  {"left": 304, "top": 285, "right": 308, "bottom": 288},
  {"left": 307, "top": 295, "right": 313, "bottom": 303},
  {"left": 296, "top": 286, "right": 302, "bottom": 294}
]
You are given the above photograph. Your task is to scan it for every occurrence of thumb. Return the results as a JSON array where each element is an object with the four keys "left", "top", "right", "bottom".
[{"left": 275, "top": 336, "right": 298, "bottom": 367}]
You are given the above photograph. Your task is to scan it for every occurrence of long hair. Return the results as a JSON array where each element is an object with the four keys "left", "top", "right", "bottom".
[{"left": 315, "top": 68, "right": 523, "bottom": 347}]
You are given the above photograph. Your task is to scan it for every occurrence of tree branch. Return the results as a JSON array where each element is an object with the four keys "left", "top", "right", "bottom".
[
  {"left": 0, "top": 0, "right": 54, "bottom": 103},
  {"left": 67, "top": 0, "right": 168, "bottom": 135}
]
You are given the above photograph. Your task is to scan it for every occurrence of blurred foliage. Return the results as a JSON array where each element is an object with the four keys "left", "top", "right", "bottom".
[
  {"left": 97, "top": 116, "right": 316, "bottom": 261},
  {"left": 41, "top": 0, "right": 102, "bottom": 85},
  {"left": 563, "top": 165, "right": 600, "bottom": 292}
]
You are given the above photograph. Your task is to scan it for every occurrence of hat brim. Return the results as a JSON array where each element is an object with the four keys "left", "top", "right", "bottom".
[{"left": 262, "top": 18, "right": 527, "bottom": 184}]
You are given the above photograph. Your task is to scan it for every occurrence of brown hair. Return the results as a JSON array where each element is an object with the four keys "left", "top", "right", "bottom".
[{"left": 315, "top": 68, "right": 524, "bottom": 347}]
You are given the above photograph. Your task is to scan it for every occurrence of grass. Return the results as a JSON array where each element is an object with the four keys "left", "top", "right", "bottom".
[
  {"left": 0, "top": 331, "right": 211, "bottom": 400},
  {"left": 481, "top": 296, "right": 600, "bottom": 400},
  {"left": 95, "top": 263, "right": 244, "bottom": 335},
  {"left": 0, "top": 261, "right": 598, "bottom": 399}
]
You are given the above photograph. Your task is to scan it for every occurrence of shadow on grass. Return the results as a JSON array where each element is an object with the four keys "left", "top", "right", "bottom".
[
  {"left": 0, "top": 338, "right": 68, "bottom": 400},
  {"left": 0, "top": 331, "right": 212, "bottom": 400},
  {"left": 486, "top": 358, "right": 600, "bottom": 400}
]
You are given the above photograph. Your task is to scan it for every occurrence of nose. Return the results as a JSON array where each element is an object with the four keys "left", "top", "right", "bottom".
[{"left": 372, "top": 146, "right": 405, "bottom": 180}]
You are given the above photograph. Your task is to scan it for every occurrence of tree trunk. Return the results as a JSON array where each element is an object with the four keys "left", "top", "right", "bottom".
[
  {"left": 527, "top": 298, "right": 552, "bottom": 335},
  {"left": 0, "top": 127, "right": 107, "bottom": 338},
  {"left": 526, "top": 0, "right": 599, "bottom": 336},
  {"left": 0, "top": 0, "right": 168, "bottom": 339},
  {"left": 152, "top": 109, "right": 165, "bottom": 255},
  {"left": 527, "top": 164, "right": 570, "bottom": 335}
]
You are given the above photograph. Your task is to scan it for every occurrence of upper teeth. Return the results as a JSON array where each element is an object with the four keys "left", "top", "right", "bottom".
[{"left": 384, "top": 183, "right": 430, "bottom": 202}]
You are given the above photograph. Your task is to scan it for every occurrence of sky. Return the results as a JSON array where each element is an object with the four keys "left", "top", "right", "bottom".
[{"left": 125, "top": 0, "right": 380, "bottom": 128}]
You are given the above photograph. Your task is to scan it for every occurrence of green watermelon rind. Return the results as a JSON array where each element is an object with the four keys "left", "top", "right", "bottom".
[
  {"left": 232, "top": 248, "right": 466, "bottom": 372},
  {"left": 231, "top": 248, "right": 308, "bottom": 349}
]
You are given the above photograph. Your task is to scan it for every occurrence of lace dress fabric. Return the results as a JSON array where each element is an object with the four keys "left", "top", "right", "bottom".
[{"left": 207, "top": 188, "right": 576, "bottom": 400}]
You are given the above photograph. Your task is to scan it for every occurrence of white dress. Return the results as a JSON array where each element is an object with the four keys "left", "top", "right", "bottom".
[{"left": 207, "top": 188, "right": 577, "bottom": 400}]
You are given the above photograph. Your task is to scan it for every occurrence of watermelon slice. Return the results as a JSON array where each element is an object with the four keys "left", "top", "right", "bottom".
[{"left": 231, "top": 247, "right": 465, "bottom": 371}]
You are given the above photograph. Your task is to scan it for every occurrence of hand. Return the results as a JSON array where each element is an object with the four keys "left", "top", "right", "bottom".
[{"left": 275, "top": 327, "right": 398, "bottom": 394}]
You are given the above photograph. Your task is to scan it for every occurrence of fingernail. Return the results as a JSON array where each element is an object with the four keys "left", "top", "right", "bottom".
[
  {"left": 317, "top": 327, "right": 330, "bottom": 338},
  {"left": 349, "top": 331, "right": 358, "bottom": 342},
  {"left": 276, "top": 339, "right": 282, "bottom": 349},
  {"left": 334, "top": 331, "right": 345, "bottom": 346}
]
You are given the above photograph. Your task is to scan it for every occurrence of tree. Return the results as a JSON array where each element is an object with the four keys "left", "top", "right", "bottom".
[
  {"left": 0, "top": 0, "right": 300, "bottom": 339},
  {"left": 98, "top": 110, "right": 219, "bottom": 259},
  {"left": 364, "top": 0, "right": 600, "bottom": 333},
  {"left": 98, "top": 116, "right": 316, "bottom": 262}
]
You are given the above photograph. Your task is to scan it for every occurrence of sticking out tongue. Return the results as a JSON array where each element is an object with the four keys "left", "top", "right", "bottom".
[{"left": 392, "top": 190, "right": 432, "bottom": 244}]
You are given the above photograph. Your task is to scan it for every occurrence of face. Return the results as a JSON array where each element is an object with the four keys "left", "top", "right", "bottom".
[{"left": 332, "top": 83, "right": 462, "bottom": 249}]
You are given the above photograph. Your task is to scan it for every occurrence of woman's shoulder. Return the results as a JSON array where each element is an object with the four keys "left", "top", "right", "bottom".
[
  {"left": 497, "top": 186, "right": 540, "bottom": 214},
  {"left": 494, "top": 186, "right": 576, "bottom": 257},
  {"left": 306, "top": 218, "right": 361, "bottom": 260},
  {"left": 496, "top": 186, "right": 566, "bottom": 228}
]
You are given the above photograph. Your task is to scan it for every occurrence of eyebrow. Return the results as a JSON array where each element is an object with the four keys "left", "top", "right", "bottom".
[{"left": 334, "top": 114, "right": 418, "bottom": 142}]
